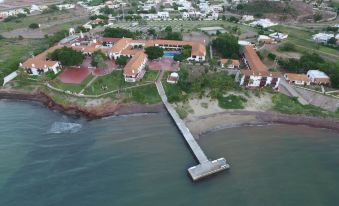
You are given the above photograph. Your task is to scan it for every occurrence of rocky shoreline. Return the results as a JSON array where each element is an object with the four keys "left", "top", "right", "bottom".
[
  {"left": 0, "top": 90, "right": 165, "bottom": 120},
  {"left": 186, "top": 110, "right": 339, "bottom": 136},
  {"left": 1, "top": 90, "right": 338, "bottom": 133}
]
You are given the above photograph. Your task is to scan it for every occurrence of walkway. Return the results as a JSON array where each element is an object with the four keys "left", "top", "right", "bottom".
[
  {"left": 279, "top": 79, "right": 308, "bottom": 105},
  {"left": 155, "top": 72, "right": 229, "bottom": 181}
]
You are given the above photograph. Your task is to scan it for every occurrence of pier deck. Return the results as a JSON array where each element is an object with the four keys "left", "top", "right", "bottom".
[{"left": 156, "top": 80, "right": 230, "bottom": 181}]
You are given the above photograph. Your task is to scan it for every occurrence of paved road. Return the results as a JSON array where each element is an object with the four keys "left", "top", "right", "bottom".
[{"left": 279, "top": 79, "right": 308, "bottom": 105}]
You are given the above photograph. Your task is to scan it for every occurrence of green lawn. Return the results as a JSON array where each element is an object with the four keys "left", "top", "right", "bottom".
[
  {"left": 84, "top": 70, "right": 129, "bottom": 95},
  {"left": 218, "top": 94, "right": 247, "bottom": 109},
  {"left": 50, "top": 75, "right": 94, "bottom": 93},
  {"left": 141, "top": 70, "right": 159, "bottom": 82},
  {"left": 124, "top": 84, "right": 161, "bottom": 104}
]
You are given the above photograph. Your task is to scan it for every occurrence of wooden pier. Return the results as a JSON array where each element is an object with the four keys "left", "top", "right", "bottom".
[{"left": 156, "top": 80, "right": 230, "bottom": 181}]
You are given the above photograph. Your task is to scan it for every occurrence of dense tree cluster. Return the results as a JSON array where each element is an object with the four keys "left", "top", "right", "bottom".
[
  {"left": 48, "top": 47, "right": 84, "bottom": 66},
  {"left": 103, "top": 27, "right": 136, "bottom": 38},
  {"left": 165, "top": 66, "right": 237, "bottom": 103},
  {"left": 144, "top": 46, "right": 164, "bottom": 60},
  {"left": 212, "top": 33, "right": 240, "bottom": 59}
]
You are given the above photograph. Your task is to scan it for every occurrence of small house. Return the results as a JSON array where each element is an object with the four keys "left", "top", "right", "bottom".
[
  {"left": 307, "top": 70, "right": 331, "bottom": 85},
  {"left": 167, "top": 72, "right": 179, "bottom": 84},
  {"left": 220, "top": 59, "right": 240, "bottom": 69},
  {"left": 284, "top": 73, "right": 310, "bottom": 85}
]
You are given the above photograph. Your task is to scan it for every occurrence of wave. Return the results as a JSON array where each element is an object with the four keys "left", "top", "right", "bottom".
[{"left": 48, "top": 122, "right": 82, "bottom": 134}]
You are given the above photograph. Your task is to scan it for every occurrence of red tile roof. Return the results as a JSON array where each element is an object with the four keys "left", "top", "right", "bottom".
[{"left": 244, "top": 45, "right": 268, "bottom": 73}]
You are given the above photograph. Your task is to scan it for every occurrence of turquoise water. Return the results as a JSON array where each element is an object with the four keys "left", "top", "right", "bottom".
[
  {"left": 163, "top": 52, "right": 178, "bottom": 57},
  {"left": 0, "top": 100, "right": 339, "bottom": 206}
]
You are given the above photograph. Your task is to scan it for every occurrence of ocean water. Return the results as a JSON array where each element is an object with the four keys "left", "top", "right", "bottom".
[{"left": 0, "top": 100, "right": 339, "bottom": 206}]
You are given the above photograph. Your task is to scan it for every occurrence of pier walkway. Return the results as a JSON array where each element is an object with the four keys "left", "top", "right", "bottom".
[{"left": 155, "top": 78, "right": 230, "bottom": 181}]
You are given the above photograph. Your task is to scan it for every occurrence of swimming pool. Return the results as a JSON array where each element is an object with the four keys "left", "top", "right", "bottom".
[{"left": 163, "top": 52, "right": 179, "bottom": 57}]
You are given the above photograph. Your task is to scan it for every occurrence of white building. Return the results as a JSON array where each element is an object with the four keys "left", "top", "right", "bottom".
[
  {"left": 157, "top": 12, "right": 170, "bottom": 19},
  {"left": 269, "top": 32, "right": 288, "bottom": 40},
  {"left": 249, "top": 19, "right": 277, "bottom": 28},
  {"left": 307, "top": 70, "right": 331, "bottom": 85},
  {"left": 57, "top": 4, "right": 75, "bottom": 10},
  {"left": 239, "top": 70, "right": 281, "bottom": 89},
  {"left": 242, "top": 15, "right": 254, "bottom": 22},
  {"left": 312, "top": 33, "right": 334, "bottom": 43}
]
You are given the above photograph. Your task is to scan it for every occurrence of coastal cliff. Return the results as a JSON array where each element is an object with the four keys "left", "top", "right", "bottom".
[
  {"left": 0, "top": 90, "right": 165, "bottom": 119},
  {"left": 1, "top": 90, "right": 338, "bottom": 133}
]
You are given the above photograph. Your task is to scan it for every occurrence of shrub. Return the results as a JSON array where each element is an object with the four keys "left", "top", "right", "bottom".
[
  {"left": 218, "top": 95, "right": 247, "bottom": 109},
  {"left": 29, "top": 23, "right": 40, "bottom": 29}
]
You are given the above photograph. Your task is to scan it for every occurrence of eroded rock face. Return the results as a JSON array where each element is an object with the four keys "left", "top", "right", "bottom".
[{"left": 0, "top": 90, "right": 164, "bottom": 120}]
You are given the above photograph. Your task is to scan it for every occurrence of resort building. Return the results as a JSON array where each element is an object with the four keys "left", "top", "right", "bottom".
[
  {"left": 123, "top": 52, "right": 147, "bottom": 82},
  {"left": 239, "top": 70, "right": 281, "bottom": 88},
  {"left": 21, "top": 36, "right": 206, "bottom": 82},
  {"left": 20, "top": 45, "right": 63, "bottom": 75},
  {"left": 307, "top": 70, "right": 331, "bottom": 85},
  {"left": 239, "top": 45, "right": 281, "bottom": 89},
  {"left": 284, "top": 73, "right": 311, "bottom": 85}
]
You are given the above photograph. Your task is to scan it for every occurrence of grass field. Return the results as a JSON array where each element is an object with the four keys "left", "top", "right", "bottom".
[
  {"left": 0, "top": 10, "right": 86, "bottom": 32},
  {"left": 84, "top": 70, "right": 159, "bottom": 95},
  {"left": 271, "top": 25, "right": 339, "bottom": 59},
  {"left": 0, "top": 38, "right": 49, "bottom": 72},
  {"left": 124, "top": 84, "right": 161, "bottom": 104},
  {"left": 50, "top": 75, "right": 94, "bottom": 94}
]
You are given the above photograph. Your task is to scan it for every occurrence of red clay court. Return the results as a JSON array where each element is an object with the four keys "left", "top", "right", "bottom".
[
  {"left": 149, "top": 57, "right": 179, "bottom": 71},
  {"left": 58, "top": 67, "right": 90, "bottom": 84}
]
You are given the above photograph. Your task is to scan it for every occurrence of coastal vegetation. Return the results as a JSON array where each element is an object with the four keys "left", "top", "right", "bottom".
[
  {"left": 163, "top": 65, "right": 238, "bottom": 104},
  {"left": 272, "top": 93, "right": 339, "bottom": 118}
]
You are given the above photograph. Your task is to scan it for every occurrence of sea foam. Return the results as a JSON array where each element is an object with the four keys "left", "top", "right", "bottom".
[{"left": 48, "top": 122, "right": 82, "bottom": 134}]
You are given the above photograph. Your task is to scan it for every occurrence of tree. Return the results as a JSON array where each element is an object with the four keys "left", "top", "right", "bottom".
[
  {"left": 212, "top": 33, "right": 240, "bottom": 59},
  {"left": 29, "top": 23, "right": 39, "bottom": 29},
  {"left": 313, "top": 13, "right": 322, "bottom": 22},
  {"left": 91, "top": 50, "right": 107, "bottom": 68},
  {"left": 103, "top": 27, "right": 135, "bottom": 38},
  {"left": 166, "top": 32, "right": 182, "bottom": 40},
  {"left": 116, "top": 55, "right": 128, "bottom": 66},
  {"left": 164, "top": 26, "right": 172, "bottom": 33},
  {"left": 327, "top": 37, "right": 337, "bottom": 45},
  {"left": 147, "top": 28, "right": 157, "bottom": 36},
  {"left": 144, "top": 46, "right": 164, "bottom": 60},
  {"left": 48, "top": 47, "right": 84, "bottom": 66}
]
